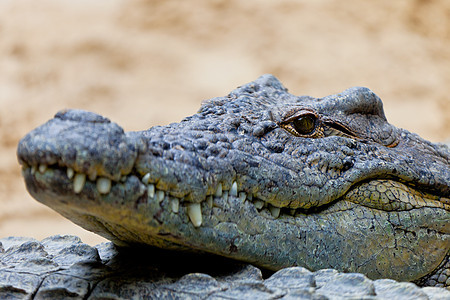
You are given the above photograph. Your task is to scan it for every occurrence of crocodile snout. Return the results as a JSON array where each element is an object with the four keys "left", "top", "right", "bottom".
[{"left": 17, "top": 109, "right": 140, "bottom": 185}]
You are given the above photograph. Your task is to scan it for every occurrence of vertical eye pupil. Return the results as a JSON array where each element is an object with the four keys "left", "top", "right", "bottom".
[{"left": 292, "top": 115, "right": 316, "bottom": 135}]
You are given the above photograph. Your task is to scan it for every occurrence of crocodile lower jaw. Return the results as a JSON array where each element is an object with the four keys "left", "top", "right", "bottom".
[
  {"left": 23, "top": 162, "right": 449, "bottom": 230},
  {"left": 24, "top": 164, "right": 293, "bottom": 227}
]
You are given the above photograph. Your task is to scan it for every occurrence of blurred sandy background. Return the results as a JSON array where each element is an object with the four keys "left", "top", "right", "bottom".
[{"left": 0, "top": 0, "right": 449, "bottom": 245}]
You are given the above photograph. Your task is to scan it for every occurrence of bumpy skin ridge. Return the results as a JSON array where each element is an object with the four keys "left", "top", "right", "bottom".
[
  {"left": 16, "top": 75, "right": 450, "bottom": 294},
  {"left": 0, "top": 235, "right": 448, "bottom": 299}
]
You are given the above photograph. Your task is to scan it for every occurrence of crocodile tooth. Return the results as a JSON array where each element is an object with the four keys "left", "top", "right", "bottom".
[
  {"left": 289, "top": 209, "right": 296, "bottom": 216},
  {"left": 171, "top": 198, "right": 179, "bottom": 213},
  {"left": 73, "top": 173, "right": 86, "bottom": 194},
  {"left": 187, "top": 203, "right": 202, "bottom": 227},
  {"left": 31, "top": 165, "right": 37, "bottom": 175},
  {"left": 38, "top": 164, "right": 47, "bottom": 173},
  {"left": 139, "top": 183, "right": 147, "bottom": 195},
  {"left": 142, "top": 173, "right": 150, "bottom": 184},
  {"left": 97, "top": 177, "right": 111, "bottom": 194},
  {"left": 230, "top": 181, "right": 238, "bottom": 197},
  {"left": 67, "top": 167, "right": 74, "bottom": 179},
  {"left": 155, "top": 190, "right": 165, "bottom": 202},
  {"left": 239, "top": 192, "right": 246, "bottom": 203},
  {"left": 206, "top": 195, "right": 213, "bottom": 207},
  {"left": 269, "top": 206, "right": 281, "bottom": 218},
  {"left": 147, "top": 184, "right": 155, "bottom": 198},
  {"left": 247, "top": 194, "right": 253, "bottom": 201},
  {"left": 254, "top": 200, "right": 264, "bottom": 210},
  {"left": 223, "top": 191, "right": 229, "bottom": 202},
  {"left": 214, "top": 184, "right": 223, "bottom": 197},
  {"left": 88, "top": 171, "right": 97, "bottom": 181}
]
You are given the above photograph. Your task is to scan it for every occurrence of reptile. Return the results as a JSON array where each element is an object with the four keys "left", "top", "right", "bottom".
[{"left": 10, "top": 75, "right": 450, "bottom": 298}]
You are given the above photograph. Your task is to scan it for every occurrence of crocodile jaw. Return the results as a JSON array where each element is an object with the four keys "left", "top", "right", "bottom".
[
  {"left": 17, "top": 75, "right": 450, "bottom": 283},
  {"left": 21, "top": 164, "right": 449, "bottom": 283}
]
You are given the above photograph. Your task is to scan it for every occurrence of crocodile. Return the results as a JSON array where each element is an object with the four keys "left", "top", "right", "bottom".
[{"left": 14, "top": 75, "right": 450, "bottom": 296}]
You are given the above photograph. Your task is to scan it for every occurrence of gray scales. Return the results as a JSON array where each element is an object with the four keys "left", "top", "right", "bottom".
[{"left": 7, "top": 75, "right": 449, "bottom": 298}]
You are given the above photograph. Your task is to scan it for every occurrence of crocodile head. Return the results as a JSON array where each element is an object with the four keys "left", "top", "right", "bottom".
[{"left": 17, "top": 75, "right": 449, "bottom": 285}]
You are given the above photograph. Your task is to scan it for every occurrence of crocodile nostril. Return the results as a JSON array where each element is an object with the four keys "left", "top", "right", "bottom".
[{"left": 55, "top": 109, "right": 111, "bottom": 124}]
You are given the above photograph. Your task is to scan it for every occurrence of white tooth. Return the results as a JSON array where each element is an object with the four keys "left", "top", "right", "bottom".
[
  {"left": 142, "top": 173, "right": 150, "bottom": 184},
  {"left": 223, "top": 191, "right": 228, "bottom": 202},
  {"left": 147, "top": 184, "right": 155, "bottom": 198},
  {"left": 88, "top": 171, "right": 97, "bottom": 181},
  {"left": 239, "top": 192, "right": 246, "bottom": 203},
  {"left": 156, "top": 190, "right": 165, "bottom": 202},
  {"left": 187, "top": 203, "right": 202, "bottom": 227},
  {"left": 230, "top": 181, "right": 238, "bottom": 197},
  {"left": 67, "top": 167, "right": 74, "bottom": 179},
  {"left": 254, "top": 200, "right": 264, "bottom": 210},
  {"left": 97, "top": 177, "right": 111, "bottom": 194},
  {"left": 171, "top": 198, "right": 179, "bottom": 213},
  {"left": 73, "top": 173, "right": 86, "bottom": 194},
  {"left": 139, "top": 183, "right": 146, "bottom": 195},
  {"left": 214, "top": 184, "right": 223, "bottom": 197},
  {"left": 31, "top": 166, "right": 37, "bottom": 175},
  {"left": 247, "top": 194, "right": 253, "bottom": 201},
  {"left": 289, "top": 209, "right": 296, "bottom": 216},
  {"left": 39, "top": 164, "right": 47, "bottom": 173},
  {"left": 269, "top": 206, "right": 281, "bottom": 218},
  {"left": 206, "top": 195, "right": 213, "bottom": 207}
]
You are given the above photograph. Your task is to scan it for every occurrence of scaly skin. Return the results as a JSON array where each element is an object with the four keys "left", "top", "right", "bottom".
[{"left": 17, "top": 75, "right": 450, "bottom": 287}]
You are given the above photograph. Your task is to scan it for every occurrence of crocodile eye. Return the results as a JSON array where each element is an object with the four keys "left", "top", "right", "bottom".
[{"left": 292, "top": 115, "right": 316, "bottom": 135}]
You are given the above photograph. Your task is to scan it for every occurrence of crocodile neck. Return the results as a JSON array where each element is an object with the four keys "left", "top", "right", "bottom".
[{"left": 17, "top": 75, "right": 450, "bottom": 287}]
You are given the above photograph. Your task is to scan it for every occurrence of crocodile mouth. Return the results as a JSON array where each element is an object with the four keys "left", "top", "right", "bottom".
[{"left": 21, "top": 162, "right": 450, "bottom": 229}]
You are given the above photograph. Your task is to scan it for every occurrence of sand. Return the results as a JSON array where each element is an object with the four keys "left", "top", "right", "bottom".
[{"left": 1, "top": 0, "right": 449, "bottom": 245}]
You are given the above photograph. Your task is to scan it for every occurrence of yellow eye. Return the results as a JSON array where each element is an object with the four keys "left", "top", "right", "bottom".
[{"left": 292, "top": 115, "right": 316, "bottom": 135}]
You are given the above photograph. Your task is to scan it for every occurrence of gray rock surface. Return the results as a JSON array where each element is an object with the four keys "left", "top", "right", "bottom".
[{"left": 1, "top": 235, "right": 449, "bottom": 299}]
